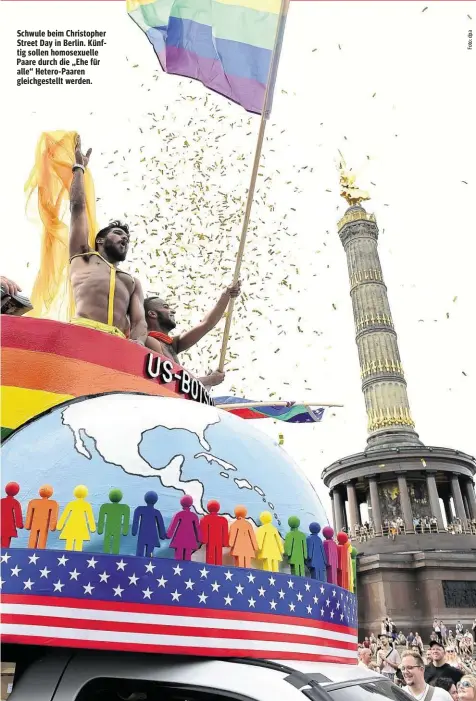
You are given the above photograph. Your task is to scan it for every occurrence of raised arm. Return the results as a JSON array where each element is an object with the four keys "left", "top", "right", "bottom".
[
  {"left": 128, "top": 278, "right": 148, "bottom": 344},
  {"left": 69, "top": 135, "right": 92, "bottom": 258},
  {"left": 175, "top": 281, "right": 241, "bottom": 354}
]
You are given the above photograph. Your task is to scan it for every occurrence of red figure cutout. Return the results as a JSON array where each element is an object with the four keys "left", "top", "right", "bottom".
[
  {"left": 336, "top": 531, "right": 350, "bottom": 589},
  {"left": 25, "top": 485, "right": 59, "bottom": 549},
  {"left": 1, "top": 482, "right": 23, "bottom": 548},
  {"left": 199, "top": 499, "right": 229, "bottom": 565},
  {"left": 229, "top": 505, "right": 258, "bottom": 568},
  {"left": 322, "top": 526, "right": 338, "bottom": 585},
  {"left": 167, "top": 495, "right": 201, "bottom": 561}
]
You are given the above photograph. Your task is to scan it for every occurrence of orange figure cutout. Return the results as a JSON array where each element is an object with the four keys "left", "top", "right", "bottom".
[
  {"left": 25, "top": 485, "right": 59, "bottom": 549},
  {"left": 57, "top": 485, "right": 96, "bottom": 551},
  {"left": 1, "top": 482, "right": 23, "bottom": 548},
  {"left": 336, "top": 531, "right": 350, "bottom": 589},
  {"left": 229, "top": 505, "right": 258, "bottom": 568},
  {"left": 256, "top": 511, "right": 284, "bottom": 572}
]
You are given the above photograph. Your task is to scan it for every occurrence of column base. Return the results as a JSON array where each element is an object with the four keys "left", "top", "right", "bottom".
[{"left": 366, "top": 427, "right": 424, "bottom": 451}]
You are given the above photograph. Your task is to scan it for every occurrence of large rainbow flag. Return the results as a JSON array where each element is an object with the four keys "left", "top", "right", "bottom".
[
  {"left": 215, "top": 396, "right": 326, "bottom": 423},
  {"left": 127, "top": 0, "right": 286, "bottom": 114}
]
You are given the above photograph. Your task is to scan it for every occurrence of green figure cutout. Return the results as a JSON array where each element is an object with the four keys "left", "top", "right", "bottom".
[
  {"left": 97, "top": 489, "right": 130, "bottom": 555},
  {"left": 284, "top": 516, "right": 308, "bottom": 576},
  {"left": 350, "top": 546, "right": 358, "bottom": 592}
]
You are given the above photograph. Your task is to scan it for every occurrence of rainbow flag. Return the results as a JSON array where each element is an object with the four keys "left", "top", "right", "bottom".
[
  {"left": 127, "top": 0, "right": 287, "bottom": 114},
  {"left": 215, "top": 396, "right": 326, "bottom": 423}
]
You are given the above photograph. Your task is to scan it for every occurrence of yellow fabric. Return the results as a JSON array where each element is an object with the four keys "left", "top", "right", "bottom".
[
  {"left": 69, "top": 251, "right": 117, "bottom": 326},
  {"left": 108, "top": 266, "right": 116, "bottom": 327},
  {"left": 70, "top": 317, "right": 126, "bottom": 339},
  {"left": 25, "top": 131, "right": 98, "bottom": 320}
]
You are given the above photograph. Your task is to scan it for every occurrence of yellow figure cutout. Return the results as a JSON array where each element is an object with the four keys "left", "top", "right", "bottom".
[
  {"left": 57, "top": 485, "right": 96, "bottom": 551},
  {"left": 347, "top": 540, "right": 354, "bottom": 592},
  {"left": 256, "top": 511, "right": 284, "bottom": 572}
]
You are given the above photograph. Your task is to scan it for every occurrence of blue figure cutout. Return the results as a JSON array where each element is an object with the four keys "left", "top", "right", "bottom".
[
  {"left": 131, "top": 491, "right": 167, "bottom": 557},
  {"left": 306, "top": 522, "right": 328, "bottom": 581}
]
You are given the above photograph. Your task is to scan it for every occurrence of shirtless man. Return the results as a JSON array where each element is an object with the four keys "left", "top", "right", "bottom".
[
  {"left": 144, "top": 281, "right": 241, "bottom": 388},
  {"left": 68, "top": 135, "right": 147, "bottom": 342}
]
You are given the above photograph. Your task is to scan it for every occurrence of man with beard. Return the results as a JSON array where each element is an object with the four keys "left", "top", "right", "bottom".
[
  {"left": 377, "top": 633, "right": 401, "bottom": 682},
  {"left": 144, "top": 281, "right": 241, "bottom": 388},
  {"left": 68, "top": 136, "right": 147, "bottom": 342},
  {"left": 425, "top": 640, "right": 463, "bottom": 686}
]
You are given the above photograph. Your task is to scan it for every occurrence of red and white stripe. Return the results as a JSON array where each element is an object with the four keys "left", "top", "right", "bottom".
[{"left": 1, "top": 595, "right": 357, "bottom": 663}]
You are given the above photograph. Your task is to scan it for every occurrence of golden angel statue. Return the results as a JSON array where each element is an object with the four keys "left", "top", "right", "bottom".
[{"left": 337, "top": 151, "right": 371, "bottom": 206}]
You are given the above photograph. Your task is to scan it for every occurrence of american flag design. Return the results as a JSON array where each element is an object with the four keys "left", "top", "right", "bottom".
[{"left": 0, "top": 549, "right": 357, "bottom": 662}]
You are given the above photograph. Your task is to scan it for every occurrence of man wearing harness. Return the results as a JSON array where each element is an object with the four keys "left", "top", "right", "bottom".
[
  {"left": 68, "top": 135, "right": 147, "bottom": 343},
  {"left": 144, "top": 281, "right": 241, "bottom": 388}
]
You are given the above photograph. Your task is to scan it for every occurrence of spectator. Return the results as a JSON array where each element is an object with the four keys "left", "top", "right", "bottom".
[
  {"left": 401, "top": 652, "right": 453, "bottom": 699},
  {"left": 414, "top": 632, "right": 424, "bottom": 656},
  {"left": 377, "top": 633, "right": 401, "bottom": 682},
  {"left": 425, "top": 640, "right": 463, "bottom": 686},
  {"left": 435, "top": 677, "right": 457, "bottom": 701},
  {"left": 457, "top": 676, "right": 476, "bottom": 700},
  {"left": 407, "top": 631, "right": 415, "bottom": 649},
  {"left": 362, "top": 636, "right": 371, "bottom": 649},
  {"left": 358, "top": 648, "right": 377, "bottom": 670}
]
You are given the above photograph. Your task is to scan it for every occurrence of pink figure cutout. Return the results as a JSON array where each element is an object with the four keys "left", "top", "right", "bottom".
[
  {"left": 322, "top": 525, "right": 338, "bottom": 585},
  {"left": 229, "top": 505, "right": 258, "bottom": 568},
  {"left": 25, "top": 485, "right": 59, "bottom": 549},
  {"left": 200, "top": 499, "right": 229, "bottom": 565},
  {"left": 336, "top": 531, "right": 350, "bottom": 589},
  {"left": 167, "top": 495, "right": 201, "bottom": 561},
  {"left": 1, "top": 482, "right": 23, "bottom": 548}
]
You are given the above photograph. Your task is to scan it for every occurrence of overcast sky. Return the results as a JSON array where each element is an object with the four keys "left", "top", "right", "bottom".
[{"left": 1, "top": 1, "right": 475, "bottom": 520}]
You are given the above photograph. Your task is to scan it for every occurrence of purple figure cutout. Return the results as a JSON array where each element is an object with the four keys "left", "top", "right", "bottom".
[
  {"left": 306, "top": 522, "right": 328, "bottom": 581},
  {"left": 322, "top": 525, "right": 338, "bottom": 585},
  {"left": 166, "top": 495, "right": 201, "bottom": 561},
  {"left": 131, "top": 491, "right": 167, "bottom": 558}
]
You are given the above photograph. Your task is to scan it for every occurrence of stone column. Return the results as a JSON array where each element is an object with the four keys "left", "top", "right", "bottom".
[
  {"left": 426, "top": 472, "right": 444, "bottom": 531},
  {"left": 330, "top": 492, "right": 337, "bottom": 531},
  {"left": 333, "top": 489, "right": 344, "bottom": 533},
  {"left": 463, "top": 479, "right": 476, "bottom": 519},
  {"left": 443, "top": 497, "right": 453, "bottom": 526},
  {"left": 368, "top": 476, "right": 382, "bottom": 533},
  {"left": 346, "top": 481, "right": 361, "bottom": 532},
  {"left": 451, "top": 475, "right": 468, "bottom": 527},
  {"left": 397, "top": 474, "right": 414, "bottom": 531}
]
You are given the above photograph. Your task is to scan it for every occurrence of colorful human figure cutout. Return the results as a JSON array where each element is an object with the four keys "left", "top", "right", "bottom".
[
  {"left": 57, "top": 484, "right": 96, "bottom": 551},
  {"left": 306, "top": 522, "right": 327, "bottom": 581},
  {"left": 256, "top": 511, "right": 284, "bottom": 572},
  {"left": 1, "top": 482, "right": 23, "bottom": 548},
  {"left": 131, "top": 491, "right": 166, "bottom": 558},
  {"left": 98, "top": 488, "right": 131, "bottom": 555},
  {"left": 229, "top": 505, "right": 258, "bottom": 568},
  {"left": 350, "top": 546, "right": 358, "bottom": 592},
  {"left": 284, "top": 516, "right": 307, "bottom": 576},
  {"left": 346, "top": 540, "right": 354, "bottom": 592},
  {"left": 25, "top": 485, "right": 59, "bottom": 549},
  {"left": 336, "top": 531, "right": 350, "bottom": 589},
  {"left": 167, "top": 495, "right": 201, "bottom": 561},
  {"left": 200, "top": 499, "right": 229, "bottom": 565},
  {"left": 322, "top": 526, "right": 338, "bottom": 585}
]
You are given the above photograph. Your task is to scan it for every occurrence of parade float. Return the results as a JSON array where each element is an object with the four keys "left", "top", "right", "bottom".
[{"left": 1, "top": 315, "right": 357, "bottom": 663}]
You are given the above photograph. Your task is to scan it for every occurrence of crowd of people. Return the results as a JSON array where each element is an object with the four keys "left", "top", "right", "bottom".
[
  {"left": 358, "top": 618, "right": 476, "bottom": 699},
  {"left": 345, "top": 516, "right": 476, "bottom": 543}
]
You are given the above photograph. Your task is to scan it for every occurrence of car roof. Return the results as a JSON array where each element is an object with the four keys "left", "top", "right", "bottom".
[{"left": 266, "top": 660, "right": 382, "bottom": 685}]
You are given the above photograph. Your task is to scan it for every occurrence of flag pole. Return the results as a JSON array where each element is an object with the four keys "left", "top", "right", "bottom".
[{"left": 218, "top": 0, "right": 290, "bottom": 372}]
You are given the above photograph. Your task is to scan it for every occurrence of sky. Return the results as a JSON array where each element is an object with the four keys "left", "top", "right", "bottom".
[{"left": 1, "top": 1, "right": 475, "bottom": 521}]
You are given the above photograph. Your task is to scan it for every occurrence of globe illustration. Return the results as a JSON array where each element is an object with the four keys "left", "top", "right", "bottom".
[{"left": 2, "top": 393, "right": 328, "bottom": 559}]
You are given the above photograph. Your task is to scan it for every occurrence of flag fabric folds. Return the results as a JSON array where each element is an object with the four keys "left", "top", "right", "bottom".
[
  {"left": 127, "top": 0, "right": 283, "bottom": 114},
  {"left": 214, "top": 396, "right": 326, "bottom": 423}
]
